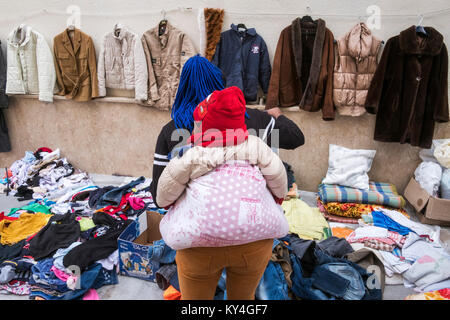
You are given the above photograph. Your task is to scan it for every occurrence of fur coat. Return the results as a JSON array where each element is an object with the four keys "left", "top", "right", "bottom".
[{"left": 365, "top": 26, "right": 448, "bottom": 149}]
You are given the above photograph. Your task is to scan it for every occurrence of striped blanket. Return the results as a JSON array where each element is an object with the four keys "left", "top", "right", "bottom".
[{"left": 318, "top": 182, "right": 405, "bottom": 208}]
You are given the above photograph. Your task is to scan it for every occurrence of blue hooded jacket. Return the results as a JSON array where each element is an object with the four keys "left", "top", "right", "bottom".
[{"left": 212, "top": 24, "right": 271, "bottom": 102}]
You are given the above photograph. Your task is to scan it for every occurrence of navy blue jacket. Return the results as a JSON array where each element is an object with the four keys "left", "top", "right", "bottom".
[{"left": 212, "top": 24, "right": 271, "bottom": 102}]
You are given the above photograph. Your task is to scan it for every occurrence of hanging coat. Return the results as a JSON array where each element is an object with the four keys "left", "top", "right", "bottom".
[
  {"left": 266, "top": 18, "right": 335, "bottom": 120},
  {"left": 0, "top": 40, "right": 10, "bottom": 152},
  {"left": 97, "top": 24, "right": 148, "bottom": 101},
  {"left": 53, "top": 28, "right": 99, "bottom": 102},
  {"left": 212, "top": 24, "right": 271, "bottom": 102},
  {"left": 6, "top": 25, "right": 56, "bottom": 102},
  {"left": 141, "top": 22, "right": 197, "bottom": 110},
  {"left": 333, "top": 22, "right": 382, "bottom": 116},
  {"left": 365, "top": 26, "right": 449, "bottom": 149}
]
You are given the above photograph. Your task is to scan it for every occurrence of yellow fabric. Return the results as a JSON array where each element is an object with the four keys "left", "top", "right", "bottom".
[
  {"left": 0, "top": 212, "right": 51, "bottom": 245},
  {"left": 282, "top": 198, "right": 329, "bottom": 240}
]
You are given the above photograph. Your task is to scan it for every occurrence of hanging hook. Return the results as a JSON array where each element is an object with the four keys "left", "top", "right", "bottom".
[
  {"left": 417, "top": 14, "right": 424, "bottom": 26},
  {"left": 306, "top": 6, "right": 312, "bottom": 15},
  {"left": 161, "top": 9, "right": 166, "bottom": 21}
]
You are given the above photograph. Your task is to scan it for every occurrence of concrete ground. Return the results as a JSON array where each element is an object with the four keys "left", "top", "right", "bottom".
[{"left": 0, "top": 174, "right": 447, "bottom": 300}]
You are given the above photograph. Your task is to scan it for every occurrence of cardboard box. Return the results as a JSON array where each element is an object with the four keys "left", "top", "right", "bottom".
[
  {"left": 403, "top": 177, "right": 450, "bottom": 226},
  {"left": 118, "top": 210, "right": 164, "bottom": 281}
]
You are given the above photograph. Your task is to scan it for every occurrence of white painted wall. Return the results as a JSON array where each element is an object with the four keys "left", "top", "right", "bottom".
[{"left": 0, "top": 0, "right": 448, "bottom": 95}]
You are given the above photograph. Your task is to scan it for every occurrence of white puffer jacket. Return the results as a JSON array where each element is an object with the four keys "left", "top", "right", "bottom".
[
  {"left": 97, "top": 24, "right": 148, "bottom": 101},
  {"left": 156, "top": 135, "right": 288, "bottom": 207},
  {"left": 6, "top": 24, "right": 56, "bottom": 102}
]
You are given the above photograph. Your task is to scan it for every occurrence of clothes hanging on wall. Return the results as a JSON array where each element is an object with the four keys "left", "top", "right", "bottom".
[
  {"left": 97, "top": 24, "right": 148, "bottom": 102},
  {"left": 141, "top": 22, "right": 197, "bottom": 110},
  {"left": 199, "top": 8, "right": 225, "bottom": 61},
  {"left": 5, "top": 24, "right": 56, "bottom": 102},
  {"left": 53, "top": 28, "right": 99, "bottom": 102},
  {"left": 211, "top": 24, "right": 271, "bottom": 103},
  {"left": 0, "top": 39, "right": 11, "bottom": 152},
  {"left": 0, "top": 40, "right": 8, "bottom": 109},
  {"left": 333, "top": 22, "right": 382, "bottom": 117},
  {"left": 266, "top": 18, "right": 335, "bottom": 120},
  {"left": 365, "top": 25, "right": 449, "bottom": 149}
]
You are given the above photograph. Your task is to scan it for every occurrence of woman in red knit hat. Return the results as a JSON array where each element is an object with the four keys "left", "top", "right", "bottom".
[{"left": 156, "top": 86, "right": 289, "bottom": 300}]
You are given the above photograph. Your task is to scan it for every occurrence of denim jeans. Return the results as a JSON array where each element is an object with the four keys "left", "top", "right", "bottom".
[
  {"left": 30, "top": 263, "right": 118, "bottom": 300},
  {"left": 97, "top": 176, "right": 145, "bottom": 207},
  {"left": 150, "top": 239, "right": 176, "bottom": 264},
  {"left": 311, "top": 262, "right": 365, "bottom": 300},
  {"left": 255, "top": 261, "right": 290, "bottom": 300},
  {"left": 29, "top": 258, "right": 69, "bottom": 293}
]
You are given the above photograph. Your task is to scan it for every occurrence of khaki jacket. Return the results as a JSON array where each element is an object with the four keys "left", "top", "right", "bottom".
[
  {"left": 141, "top": 22, "right": 196, "bottom": 110},
  {"left": 53, "top": 28, "right": 99, "bottom": 102},
  {"left": 333, "top": 23, "right": 382, "bottom": 116},
  {"left": 156, "top": 135, "right": 288, "bottom": 207}
]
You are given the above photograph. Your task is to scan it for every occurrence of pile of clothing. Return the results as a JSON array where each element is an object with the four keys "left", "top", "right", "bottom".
[
  {"left": 0, "top": 148, "right": 156, "bottom": 300},
  {"left": 415, "top": 139, "right": 450, "bottom": 199},
  {"left": 343, "top": 207, "right": 450, "bottom": 293},
  {"left": 317, "top": 181, "right": 408, "bottom": 224}
]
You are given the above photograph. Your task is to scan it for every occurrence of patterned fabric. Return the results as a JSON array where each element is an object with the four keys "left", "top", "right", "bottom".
[
  {"left": 317, "top": 198, "right": 409, "bottom": 219},
  {"left": 318, "top": 182, "right": 405, "bottom": 208},
  {"left": 405, "top": 288, "right": 450, "bottom": 300},
  {"left": 346, "top": 229, "right": 406, "bottom": 252},
  {"left": 364, "top": 239, "right": 395, "bottom": 251},
  {"left": 323, "top": 211, "right": 359, "bottom": 224}
]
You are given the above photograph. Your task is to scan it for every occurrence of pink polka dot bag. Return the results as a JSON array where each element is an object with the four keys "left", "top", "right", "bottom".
[{"left": 159, "top": 160, "right": 289, "bottom": 250}]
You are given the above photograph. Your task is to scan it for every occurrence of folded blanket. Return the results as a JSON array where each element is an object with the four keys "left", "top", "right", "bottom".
[{"left": 318, "top": 182, "right": 405, "bottom": 208}]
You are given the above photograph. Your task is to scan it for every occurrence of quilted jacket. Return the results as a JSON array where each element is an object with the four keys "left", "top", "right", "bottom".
[
  {"left": 333, "top": 23, "right": 382, "bottom": 116},
  {"left": 6, "top": 24, "right": 56, "bottom": 102},
  {"left": 156, "top": 134, "right": 288, "bottom": 207},
  {"left": 97, "top": 24, "right": 148, "bottom": 101}
]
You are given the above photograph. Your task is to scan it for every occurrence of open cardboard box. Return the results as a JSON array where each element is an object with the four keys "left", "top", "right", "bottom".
[
  {"left": 117, "top": 210, "right": 164, "bottom": 281},
  {"left": 403, "top": 177, "right": 450, "bottom": 226}
]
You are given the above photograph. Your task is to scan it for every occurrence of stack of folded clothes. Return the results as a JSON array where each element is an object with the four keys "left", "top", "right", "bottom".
[{"left": 317, "top": 182, "right": 408, "bottom": 224}]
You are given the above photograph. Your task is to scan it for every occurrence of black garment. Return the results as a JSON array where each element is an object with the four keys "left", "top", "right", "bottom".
[
  {"left": 0, "top": 40, "right": 10, "bottom": 152},
  {"left": 28, "top": 212, "right": 81, "bottom": 260},
  {"left": 0, "top": 240, "right": 25, "bottom": 264},
  {"left": 212, "top": 24, "right": 271, "bottom": 102},
  {"left": 149, "top": 108, "right": 305, "bottom": 207},
  {"left": 14, "top": 185, "right": 33, "bottom": 201},
  {"left": 289, "top": 236, "right": 317, "bottom": 277},
  {"left": 316, "top": 236, "right": 354, "bottom": 258},
  {"left": 88, "top": 186, "right": 115, "bottom": 209},
  {"left": 0, "top": 40, "right": 8, "bottom": 109},
  {"left": 283, "top": 162, "right": 296, "bottom": 189},
  {"left": 63, "top": 212, "right": 131, "bottom": 271},
  {"left": 0, "top": 110, "right": 10, "bottom": 152}
]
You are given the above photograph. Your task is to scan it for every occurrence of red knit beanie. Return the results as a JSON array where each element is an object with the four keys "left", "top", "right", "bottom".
[{"left": 190, "top": 86, "right": 248, "bottom": 147}]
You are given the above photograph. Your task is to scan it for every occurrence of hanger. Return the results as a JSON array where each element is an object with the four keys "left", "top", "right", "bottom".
[
  {"left": 301, "top": 6, "right": 315, "bottom": 23},
  {"left": 236, "top": 23, "right": 247, "bottom": 32},
  {"left": 114, "top": 22, "right": 124, "bottom": 37},
  {"left": 159, "top": 9, "right": 167, "bottom": 36},
  {"left": 67, "top": 23, "right": 76, "bottom": 31},
  {"left": 415, "top": 14, "right": 427, "bottom": 37}
]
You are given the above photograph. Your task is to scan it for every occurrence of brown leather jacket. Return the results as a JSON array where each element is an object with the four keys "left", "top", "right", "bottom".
[{"left": 53, "top": 28, "right": 99, "bottom": 102}]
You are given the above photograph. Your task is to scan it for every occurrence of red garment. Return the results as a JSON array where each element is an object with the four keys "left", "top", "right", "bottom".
[
  {"left": 190, "top": 86, "right": 249, "bottom": 147},
  {"left": 0, "top": 212, "right": 18, "bottom": 222},
  {"left": 35, "top": 147, "right": 53, "bottom": 154}
]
